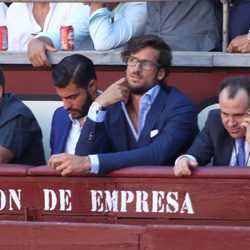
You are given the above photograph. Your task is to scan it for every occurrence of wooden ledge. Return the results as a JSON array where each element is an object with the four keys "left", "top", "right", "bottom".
[{"left": 1, "top": 51, "right": 250, "bottom": 67}]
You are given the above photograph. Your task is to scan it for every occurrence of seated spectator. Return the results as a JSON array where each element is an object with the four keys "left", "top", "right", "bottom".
[
  {"left": 227, "top": 0, "right": 250, "bottom": 53},
  {"left": 0, "top": 67, "right": 45, "bottom": 165},
  {"left": 145, "top": 0, "right": 222, "bottom": 51},
  {"left": 0, "top": 3, "right": 7, "bottom": 25},
  {"left": 48, "top": 34, "right": 198, "bottom": 176},
  {"left": 50, "top": 54, "right": 100, "bottom": 155},
  {"left": 174, "top": 75, "right": 250, "bottom": 177},
  {"left": 6, "top": 2, "right": 86, "bottom": 51},
  {"left": 27, "top": 2, "right": 147, "bottom": 67}
]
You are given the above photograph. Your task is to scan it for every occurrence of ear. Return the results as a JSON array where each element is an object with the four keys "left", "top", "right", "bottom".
[
  {"left": 157, "top": 68, "right": 166, "bottom": 81},
  {"left": 87, "top": 79, "right": 98, "bottom": 99}
]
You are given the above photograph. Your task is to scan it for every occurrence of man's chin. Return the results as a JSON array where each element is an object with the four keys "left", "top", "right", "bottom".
[
  {"left": 129, "top": 86, "right": 149, "bottom": 95},
  {"left": 227, "top": 129, "right": 245, "bottom": 139},
  {"left": 69, "top": 111, "right": 83, "bottom": 120}
]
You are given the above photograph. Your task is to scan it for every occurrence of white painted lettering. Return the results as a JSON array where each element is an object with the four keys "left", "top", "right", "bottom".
[
  {"left": 152, "top": 191, "right": 164, "bottom": 213},
  {"left": 0, "top": 190, "right": 6, "bottom": 210},
  {"left": 166, "top": 192, "right": 179, "bottom": 213},
  {"left": 180, "top": 193, "right": 194, "bottom": 214},
  {"left": 136, "top": 191, "right": 149, "bottom": 212},
  {"left": 43, "top": 189, "right": 57, "bottom": 211},
  {"left": 90, "top": 190, "right": 195, "bottom": 215},
  {"left": 120, "top": 191, "right": 134, "bottom": 212},
  {"left": 9, "top": 189, "right": 21, "bottom": 211},
  {"left": 91, "top": 190, "right": 103, "bottom": 212},
  {"left": 104, "top": 190, "right": 118, "bottom": 212},
  {"left": 59, "top": 189, "right": 72, "bottom": 211}
]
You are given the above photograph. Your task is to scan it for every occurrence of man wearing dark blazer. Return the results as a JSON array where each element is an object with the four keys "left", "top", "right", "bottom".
[
  {"left": 48, "top": 35, "right": 198, "bottom": 175},
  {"left": 50, "top": 54, "right": 99, "bottom": 155},
  {"left": 174, "top": 75, "right": 250, "bottom": 177}
]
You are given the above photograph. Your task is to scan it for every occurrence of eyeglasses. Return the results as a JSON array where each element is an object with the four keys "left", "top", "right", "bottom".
[{"left": 124, "top": 56, "right": 162, "bottom": 71}]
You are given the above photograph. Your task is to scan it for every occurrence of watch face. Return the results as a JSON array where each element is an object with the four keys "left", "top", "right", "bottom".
[{"left": 92, "top": 102, "right": 101, "bottom": 111}]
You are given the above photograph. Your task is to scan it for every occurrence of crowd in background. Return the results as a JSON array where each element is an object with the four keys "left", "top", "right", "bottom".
[{"left": 0, "top": 1, "right": 249, "bottom": 59}]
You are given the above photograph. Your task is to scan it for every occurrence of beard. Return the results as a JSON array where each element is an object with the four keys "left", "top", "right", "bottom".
[
  {"left": 129, "top": 85, "right": 151, "bottom": 95},
  {"left": 68, "top": 92, "right": 93, "bottom": 120}
]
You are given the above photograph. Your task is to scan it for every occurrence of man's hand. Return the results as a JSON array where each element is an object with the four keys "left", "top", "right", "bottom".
[
  {"left": 95, "top": 77, "right": 130, "bottom": 108},
  {"left": 48, "top": 153, "right": 91, "bottom": 176},
  {"left": 173, "top": 157, "right": 198, "bottom": 177},
  {"left": 27, "top": 37, "right": 57, "bottom": 67},
  {"left": 227, "top": 34, "right": 250, "bottom": 53},
  {"left": 241, "top": 111, "right": 250, "bottom": 144},
  {"left": 0, "top": 145, "right": 15, "bottom": 163}
]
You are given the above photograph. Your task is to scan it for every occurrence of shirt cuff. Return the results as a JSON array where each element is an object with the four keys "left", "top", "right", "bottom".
[
  {"left": 175, "top": 154, "right": 197, "bottom": 165},
  {"left": 89, "top": 154, "right": 100, "bottom": 174},
  {"left": 36, "top": 31, "right": 60, "bottom": 50},
  {"left": 88, "top": 106, "right": 106, "bottom": 122}
]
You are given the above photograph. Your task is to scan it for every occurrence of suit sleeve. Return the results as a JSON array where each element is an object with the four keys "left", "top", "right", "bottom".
[
  {"left": 50, "top": 112, "right": 56, "bottom": 155},
  {"left": 187, "top": 111, "right": 216, "bottom": 166}
]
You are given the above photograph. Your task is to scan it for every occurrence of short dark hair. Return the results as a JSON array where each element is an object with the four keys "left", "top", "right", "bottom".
[
  {"left": 0, "top": 66, "right": 5, "bottom": 92},
  {"left": 219, "top": 75, "right": 250, "bottom": 101},
  {"left": 121, "top": 34, "right": 172, "bottom": 85},
  {"left": 52, "top": 54, "right": 96, "bottom": 89}
]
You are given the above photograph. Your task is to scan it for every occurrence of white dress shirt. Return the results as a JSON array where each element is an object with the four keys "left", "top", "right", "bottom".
[
  {"left": 6, "top": 3, "right": 86, "bottom": 51},
  {"left": 64, "top": 115, "right": 82, "bottom": 155},
  {"left": 0, "top": 3, "right": 7, "bottom": 25},
  {"left": 39, "top": 2, "right": 146, "bottom": 51},
  {"left": 89, "top": 2, "right": 147, "bottom": 50}
]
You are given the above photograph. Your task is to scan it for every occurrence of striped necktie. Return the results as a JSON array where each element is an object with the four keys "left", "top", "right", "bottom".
[{"left": 236, "top": 137, "right": 245, "bottom": 166}]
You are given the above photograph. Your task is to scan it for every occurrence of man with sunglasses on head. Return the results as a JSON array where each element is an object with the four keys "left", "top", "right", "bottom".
[{"left": 48, "top": 34, "right": 198, "bottom": 175}]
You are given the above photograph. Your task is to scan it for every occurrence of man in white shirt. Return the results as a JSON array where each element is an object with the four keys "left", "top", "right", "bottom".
[
  {"left": 0, "top": 3, "right": 7, "bottom": 25},
  {"left": 27, "top": 2, "right": 147, "bottom": 67},
  {"left": 174, "top": 75, "right": 250, "bottom": 177},
  {"left": 6, "top": 3, "right": 86, "bottom": 51}
]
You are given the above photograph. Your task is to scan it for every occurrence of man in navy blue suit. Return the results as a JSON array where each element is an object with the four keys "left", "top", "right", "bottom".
[
  {"left": 50, "top": 54, "right": 99, "bottom": 155},
  {"left": 49, "top": 34, "right": 198, "bottom": 175}
]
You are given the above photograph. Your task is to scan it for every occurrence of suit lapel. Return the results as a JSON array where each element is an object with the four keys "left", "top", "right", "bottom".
[
  {"left": 57, "top": 116, "right": 72, "bottom": 153},
  {"left": 216, "top": 133, "right": 234, "bottom": 166},
  {"left": 108, "top": 103, "right": 130, "bottom": 150},
  {"left": 139, "top": 88, "right": 167, "bottom": 144}
]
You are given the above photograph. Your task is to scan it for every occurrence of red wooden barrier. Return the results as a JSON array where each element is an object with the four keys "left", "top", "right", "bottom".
[
  {"left": 1, "top": 164, "right": 250, "bottom": 225},
  {"left": 1, "top": 221, "right": 250, "bottom": 250},
  {"left": 0, "top": 164, "right": 250, "bottom": 249}
]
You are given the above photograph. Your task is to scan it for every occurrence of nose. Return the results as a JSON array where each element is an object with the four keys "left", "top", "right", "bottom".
[
  {"left": 227, "top": 116, "right": 237, "bottom": 127},
  {"left": 132, "top": 61, "right": 142, "bottom": 72},
  {"left": 63, "top": 99, "right": 72, "bottom": 110}
]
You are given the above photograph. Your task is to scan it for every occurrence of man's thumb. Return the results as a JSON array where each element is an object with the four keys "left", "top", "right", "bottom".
[
  {"left": 45, "top": 44, "right": 57, "bottom": 52},
  {"left": 189, "top": 160, "right": 198, "bottom": 168}
]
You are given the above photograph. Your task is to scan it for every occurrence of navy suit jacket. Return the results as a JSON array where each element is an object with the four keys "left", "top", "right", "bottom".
[
  {"left": 187, "top": 109, "right": 234, "bottom": 166},
  {"left": 76, "top": 86, "right": 198, "bottom": 174},
  {"left": 50, "top": 107, "right": 72, "bottom": 155}
]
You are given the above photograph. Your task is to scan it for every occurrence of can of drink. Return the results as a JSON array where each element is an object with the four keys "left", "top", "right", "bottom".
[
  {"left": 0, "top": 26, "right": 8, "bottom": 51},
  {"left": 60, "top": 25, "right": 74, "bottom": 51}
]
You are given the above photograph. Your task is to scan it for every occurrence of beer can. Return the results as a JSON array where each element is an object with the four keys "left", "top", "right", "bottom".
[
  {"left": 0, "top": 26, "right": 8, "bottom": 51},
  {"left": 60, "top": 25, "right": 74, "bottom": 51}
]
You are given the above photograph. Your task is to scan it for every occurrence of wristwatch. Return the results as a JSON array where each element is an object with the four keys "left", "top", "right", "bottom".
[{"left": 91, "top": 101, "right": 103, "bottom": 112}]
